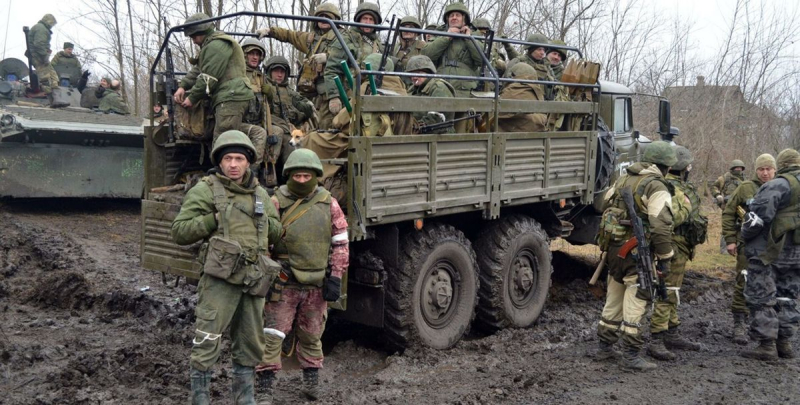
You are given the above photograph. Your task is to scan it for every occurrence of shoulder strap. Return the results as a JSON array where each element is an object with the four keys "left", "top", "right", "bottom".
[
  {"left": 204, "top": 176, "right": 233, "bottom": 238},
  {"left": 281, "top": 188, "right": 331, "bottom": 228}
]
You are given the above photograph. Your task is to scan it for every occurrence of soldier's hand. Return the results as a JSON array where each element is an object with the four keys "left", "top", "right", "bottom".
[
  {"left": 726, "top": 243, "right": 737, "bottom": 256},
  {"left": 181, "top": 98, "right": 193, "bottom": 108},
  {"left": 715, "top": 194, "right": 724, "bottom": 205},
  {"left": 267, "top": 134, "right": 280, "bottom": 145},
  {"left": 460, "top": 26, "right": 472, "bottom": 35},
  {"left": 256, "top": 27, "right": 270, "bottom": 39},
  {"left": 310, "top": 53, "right": 327, "bottom": 66},
  {"left": 173, "top": 88, "right": 186, "bottom": 104},
  {"left": 447, "top": 26, "right": 461, "bottom": 34},
  {"left": 329, "top": 98, "right": 342, "bottom": 114},
  {"left": 323, "top": 276, "right": 341, "bottom": 302}
]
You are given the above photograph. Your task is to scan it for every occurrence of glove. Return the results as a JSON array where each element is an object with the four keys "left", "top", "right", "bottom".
[
  {"left": 329, "top": 98, "right": 342, "bottom": 114},
  {"left": 267, "top": 134, "right": 280, "bottom": 145},
  {"left": 425, "top": 111, "right": 447, "bottom": 124},
  {"left": 310, "top": 53, "right": 327, "bottom": 65},
  {"left": 256, "top": 27, "right": 270, "bottom": 39},
  {"left": 81, "top": 70, "right": 91, "bottom": 79},
  {"left": 715, "top": 194, "right": 724, "bottom": 205},
  {"left": 323, "top": 276, "right": 341, "bottom": 302},
  {"left": 656, "top": 260, "right": 670, "bottom": 277},
  {"left": 743, "top": 211, "right": 764, "bottom": 230}
]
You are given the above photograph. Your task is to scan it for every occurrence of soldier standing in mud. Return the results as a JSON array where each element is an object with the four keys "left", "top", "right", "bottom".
[
  {"left": 721, "top": 154, "right": 776, "bottom": 345},
  {"left": 256, "top": 149, "right": 349, "bottom": 403},
  {"left": 594, "top": 141, "right": 676, "bottom": 371},
  {"left": 171, "top": 130, "right": 282, "bottom": 404},
  {"left": 712, "top": 160, "right": 746, "bottom": 253},
  {"left": 648, "top": 145, "right": 706, "bottom": 361},
  {"left": 739, "top": 148, "right": 800, "bottom": 361}
]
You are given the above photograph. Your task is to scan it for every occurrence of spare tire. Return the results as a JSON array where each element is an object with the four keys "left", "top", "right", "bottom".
[{"left": 587, "top": 116, "right": 615, "bottom": 192}]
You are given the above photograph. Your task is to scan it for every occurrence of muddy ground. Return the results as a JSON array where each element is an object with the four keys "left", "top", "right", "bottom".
[{"left": 1, "top": 200, "right": 798, "bottom": 405}]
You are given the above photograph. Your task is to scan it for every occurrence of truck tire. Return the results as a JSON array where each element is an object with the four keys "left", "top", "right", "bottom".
[
  {"left": 475, "top": 215, "right": 552, "bottom": 332},
  {"left": 385, "top": 223, "right": 479, "bottom": 350},
  {"left": 594, "top": 118, "right": 615, "bottom": 192}
]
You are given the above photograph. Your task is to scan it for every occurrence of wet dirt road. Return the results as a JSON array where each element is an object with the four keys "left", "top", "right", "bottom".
[{"left": 0, "top": 200, "right": 798, "bottom": 404}]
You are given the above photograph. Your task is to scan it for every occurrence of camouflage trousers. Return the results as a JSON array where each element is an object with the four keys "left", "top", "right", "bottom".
[
  {"left": 259, "top": 286, "right": 328, "bottom": 371},
  {"left": 731, "top": 243, "right": 748, "bottom": 315},
  {"left": 237, "top": 123, "right": 266, "bottom": 168},
  {"left": 190, "top": 274, "right": 266, "bottom": 371},
  {"left": 33, "top": 58, "right": 58, "bottom": 94},
  {"left": 745, "top": 245, "right": 800, "bottom": 341},
  {"left": 212, "top": 100, "right": 249, "bottom": 139},
  {"left": 315, "top": 96, "right": 335, "bottom": 131},
  {"left": 597, "top": 243, "right": 650, "bottom": 350},
  {"left": 651, "top": 245, "right": 689, "bottom": 333}
]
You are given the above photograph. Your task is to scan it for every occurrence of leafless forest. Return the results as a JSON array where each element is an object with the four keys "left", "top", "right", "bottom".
[{"left": 74, "top": 0, "right": 800, "bottom": 187}]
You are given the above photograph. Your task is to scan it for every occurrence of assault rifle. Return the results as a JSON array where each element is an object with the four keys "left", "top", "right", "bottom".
[
  {"left": 414, "top": 109, "right": 480, "bottom": 134},
  {"left": 476, "top": 28, "right": 494, "bottom": 92},
  {"left": 21, "top": 26, "right": 40, "bottom": 92},
  {"left": 617, "top": 187, "right": 668, "bottom": 301},
  {"left": 376, "top": 15, "right": 398, "bottom": 88}
]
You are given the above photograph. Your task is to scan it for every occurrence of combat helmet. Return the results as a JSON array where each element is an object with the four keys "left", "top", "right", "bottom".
[
  {"left": 183, "top": 13, "right": 214, "bottom": 37},
  {"left": 405, "top": 55, "right": 436, "bottom": 74},
  {"left": 642, "top": 141, "right": 678, "bottom": 167},
  {"left": 672, "top": 145, "right": 693, "bottom": 171},
  {"left": 443, "top": 2, "right": 471, "bottom": 25},
  {"left": 508, "top": 62, "right": 537, "bottom": 78},
  {"left": 283, "top": 149, "right": 324, "bottom": 177},
  {"left": 363, "top": 53, "right": 393, "bottom": 72},
  {"left": 729, "top": 159, "right": 745, "bottom": 170},
  {"left": 240, "top": 38, "right": 266, "bottom": 59},
  {"left": 548, "top": 39, "right": 568, "bottom": 61},
  {"left": 265, "top": 55, "right": 291, "bottom": 78},
  {"left": 211, "top": 130, "right": 257, "bottom": 164},
  {"left": 314, "top": 2, "right": 342, "bottom": 20},
  {"left": 524, "top": 33, "right": 551, "bottom": 52},
  {"left": 425, "top": 23, "right": 439, "bottom": 31},
  {"left": 472, "top": 18, "right": 491, "bottom": 30},
  {"left": 354, "top": 2, "right": 382, "bottom": 25},
  {"left": 400, "top": 16, "right": 422, "bottom": 29}
]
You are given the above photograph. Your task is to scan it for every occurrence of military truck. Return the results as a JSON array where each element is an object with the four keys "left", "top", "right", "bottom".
[
  {"left": 0, "top": 58, "right": 144, "bottom": 198},
  {"left": 140, "top": 13, "right": 671, "bottom": 350}
]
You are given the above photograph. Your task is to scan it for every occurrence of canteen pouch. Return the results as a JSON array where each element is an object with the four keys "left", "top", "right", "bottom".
[
  {"left": 246, "top": 254, "right": 283, "bottom": 297},
  {"left": 202, "top": 236, "right": 243, "bottom": 280}
]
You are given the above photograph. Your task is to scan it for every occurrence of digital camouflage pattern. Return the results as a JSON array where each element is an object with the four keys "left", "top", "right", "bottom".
[
  {"left": 722, "top": 178, "right": 764, "bottom": 314},
  {"left": 28, "top": 14, "right": 58, "bottom": 93},
  {"left": 97, "top": 89, "right": 130, "bottom": 115}
]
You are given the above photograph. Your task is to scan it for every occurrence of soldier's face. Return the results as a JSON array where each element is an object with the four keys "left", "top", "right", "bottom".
[
  {"left": 410, "top": 70, "right": 427, "bottom": 87},
  {"left": 448, "top": 12, "right": 464, "bottom": 28},
  {"left": 100, "top": 79, "right": 109, "bottom": 88},
  {"left": 65, "top": 48, "right": 74, "bottom": 56},
  {"left": 359, "top": 14, "right": 376, "bottom": 34},
  {"left": 292, "top": 172, "right": 313, "bottom": 183},
  {"left": 530, "top": 47, "right": 546, "bottom": 60},
  {"left": 246, "top": 51, "right": 262, "bottom": 69},
  {"left": 317, "top": 13, "right": 333, "bottom": 30},
  {"left": 757, "top": 166, "right": 776, "bottom": 183},
  {"left": 401, "top": 24, "right": 417, "bottom": 40},
  {"left": 547, "top": 51, "right": 561, "bottom": 64},
  {"left": 220, "top": 153, "right": 250, "bottom": 183},
  {"left": 190, "top": 34, "right": 205, "bottom": 46},
  {"left": 270, "top": 67, "right": 286, "bottom": 83},
  {"left": 153, "top": 104, "right": 162, "bottom": 113}
]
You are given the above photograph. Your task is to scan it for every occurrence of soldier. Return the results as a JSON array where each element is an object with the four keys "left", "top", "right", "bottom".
[
  {"left": 323, "top": 2, "right": 384, "bottom": 118},
  {"left": 739, "top": 148, "right": 800, "bottom": 361},
  {"left": 173, "top": 13, "right": 255, "bottom": 140},
  {"left": 424, "top": 23, "right": 439, "bottom": 42},
  {"left": 713, "top": 159, "right": 746, "bottom": 253},
  {"left": 394, "top": 16, "right": 427, "bottom": 86},
  {"left": 594, "top": 141, "right": 676, "bottom": 371},
  {"left": 722, "top": 153, "right": 776, "bottom": 345},
  {"left": 506, "top": 33, "right": 559, "bottom": 100},
  {"left": 50, "top": 42, "right": 82, "bottom": 86},
  {"left": 171, "top": 130, "right": 282, "bottom": 405},
  {"left": 648, "top": 145, "right": 707, "bottom": 361},
  {"left": 420, "top": 2, "right": 483, "bottom": 98},
  {"left": 97, "top": 79, "right": 130, "bottom": 115},
  {"left": 471, "top": 17, "right": 518, "bottom": 78},
  {"left": 256, "top": 149, "right": 349, "bottom": 403},
  {"left": 495, "top": 63, "right": 548, "bottom": 132},
  {"left": 263, "top": 56, "right": 316, "bottom": 167},
  {"left": 406, "top": 55, "right": 455, "bottom": 133},
  {"left": 26, "top": 14, "right": 58, "bottom": 95},
  {"left": 546, "top": 39, "right": 568, "bottom": 81},
  {"left": 256, "top": 2, "right": 342, "bottom": 129}
]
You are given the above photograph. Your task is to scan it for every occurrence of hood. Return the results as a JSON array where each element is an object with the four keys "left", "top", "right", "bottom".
[{"left": 626, "top": 162, "right": 663, "bottom": 178}]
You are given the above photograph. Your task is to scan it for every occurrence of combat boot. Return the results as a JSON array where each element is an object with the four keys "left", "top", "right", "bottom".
[
  {"left": 255, "top": 370, "right": 276, "bottom": 405},
  {"left": 732, "top": 313, "right": 749, "bottom": 346},
  {"left": 776, "top": 337, "right": 796, "bottom": 359},
  {"left": 620, "top": 343, "right": 657, "bottom": 372},
  {"left": 647, "top": 332, "right": 676, "bottom": 361},
  {"left": 741, "top": 339, "right": 778, "bottom": 361},
  {"left": 232, "top": 363, "right": 256, "bottom": 405},
  {"left": 301, "top": 368, "right": 321, "bottom": 401},
  {"left": 595, "top": 341, "right": 622, "bottom": 361},
  {"left": 189, "top": 367, "right": 212, "bottom": 405},
  {"left": 663, "top": 327, "right": 701, "bottom": 351}
]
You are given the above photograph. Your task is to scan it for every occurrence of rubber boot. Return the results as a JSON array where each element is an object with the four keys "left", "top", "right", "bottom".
[
  {"left": 190, "top": 367, "right": 212, "bottom": 405},
  {"left": 663, "top": 327, "right": 701, "bottom": 351},
  {"left": 777, "top": 337, "right": 796, "bottom": 359},
  {"left": 741, "top": 339, "right": 778, "bottom": 361},
  {"left": 620, "top": 342, "right": 657, "bottom": 371},
  {"left": 301, "top": 368, "right": 321, "bottom": 401},
  {"left": 255, "top": 370, "right": 276, "bottom": 405},
  {"left": 232, "top": 363, "right": 256, "bottom": 405},
  {"left": 732, "top": 313, "right": 749, "bottom": 345},
  {"left": 647, "top": 332, "right": 676, "bottom": 361},
  {"left": 595, "top": 341, "right": 621, "bottom": 361}
]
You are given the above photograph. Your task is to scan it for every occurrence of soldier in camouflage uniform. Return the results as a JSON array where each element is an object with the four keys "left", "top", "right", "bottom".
[
  {"left": 595, "top": 141, "right": 676, "bottom": 371},
  {"left": 27, "top": 14, "right": 59, "bottom": 95},
  {"left": 323, "top": 2, "right": 384, "bottom": 118},
  {"left": 50, "top": 42, "right": 82, "bottom": 86},
  {"left": 506, "top": 33, "right": 562, "bottom": 101},
  {"left": 713, "top": 159, "right": 747, "bottom": 253},
  {"left": 546, "top": 39, "right": 568, "bottom": 81},
  {"left": 171, "top": 130, "right": 282, "bottom": 405},
  {"left": 648, "top": 145, "right": 707, "bottom": 361},
  {"left": 406, "top": 55, "right": 455, "bottom": 133},
  {"left": 256, "top": 2, "right": 341, "bottom": 129},
  {"left": 256, "top": 149, "right": 349, "bottom": 403},
  {"left": 739, "top": 148, "right": 800, "bottom": 361},
  {"left": 173, "top": 13, "right": 255, "bottom": 140},
  {"left": 424, "top": 23, "right": 439, "bottom": 42},
  {"left": 722, "top": 154, "right": 776, "bottom": 345},
  {"left": 496, "top": 63, "right": 548, "bottom": 132},
  {"left": 97, "top": 79, "right": 130, "bottom": 115},
  {"left": 394, "top": 16, "right": 427, "bottom": 86},
  {"left": 472, "top": 18, "right": 519, "bottom": 78},
  {"left": 236, "top": 38, "right": 272, "bottom": 182},
  {"left": 421, "top": 2, "right": 484, "bottom": 98}
]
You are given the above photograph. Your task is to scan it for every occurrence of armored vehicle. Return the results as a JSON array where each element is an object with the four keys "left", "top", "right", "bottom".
[
  {"left": 141, "top": 13, "right": 671, "bottom": 349},
  {"left": 0, "top": 58, "right": 144, "bottom": 198}
]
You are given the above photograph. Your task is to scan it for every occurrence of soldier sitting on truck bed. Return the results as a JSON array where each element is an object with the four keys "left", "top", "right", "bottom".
[
  {"left": 405, "top": 55, "right": 456, "bottom": 134},
  {"left": 494, "top": 63, "right": 547, "bottom": 132},
  {"left": 97, "top": 79, "right": 130, "bottom": 115}
]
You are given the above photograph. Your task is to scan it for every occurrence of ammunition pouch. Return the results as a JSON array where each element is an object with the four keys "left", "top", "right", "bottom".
[
  {"left": 244, "top": 93, "right": 264, "bottom": 125},
  {"left": 202, "top": 236, "right": 244, "bottom": 280},
  {"left": 297, "top": 59, "right": 319, "bottom": 97},
  {"left": 245, "top": 254, "right": 282, "bottom": 297},
  {"left": 175, "top": 99, "right": 212, "bottom": 140},
  {"left": 596, "top": 207, "right": 631, "bottom": 251},
  {"left": 676, "top": 214, "right": 708, "bottom": 246}
]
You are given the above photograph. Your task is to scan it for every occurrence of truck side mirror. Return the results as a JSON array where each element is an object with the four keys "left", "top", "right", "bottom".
[{"left": 658, "top": 99, "right": 671, "bottom": 135}]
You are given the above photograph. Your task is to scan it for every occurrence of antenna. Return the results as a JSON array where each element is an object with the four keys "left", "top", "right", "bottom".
[{"left": 2, "top": 0, "right": 12, "bottom": 59}]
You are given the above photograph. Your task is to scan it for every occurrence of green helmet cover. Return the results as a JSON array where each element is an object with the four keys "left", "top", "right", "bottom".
[
  {"left": 642, "top": 141, "right": 678, "bottom": 167},
  {"left": 240, "top": 38, "right": 266, "bottom": 58},
  {"left": 508, "top": 62, "right": 536, "bottom": 78},
  {"left": 265, "top": 55, "right": 291, "bottom": 76},
  {"left": 211, "top": 130, "right": 257, "bottom": 164},
  {"left": 183, "top": 13, "right": 214, "bottom": 37},
  {"left": 283, "top": 149, "right": 324, "bottom": 177},
  {"left": 729, "top": 159, "right": 746, "bottom": 170},
  {"left": 355, "top": 2, "right": 382, "bottom": 25},
  {"left": 363, "top": 53, "right": 393, "bottom": 72},
  {"left": 472, "top": 18, "right": 491, "bottom": 30},
  {"left": 405, "top": 55, "right": 436, "bottom": 73},
  {"left": 443, "top": 2, "right": 471, "bottom": 25},
  {"left": 525, "top": 33, "right": 551, "bottom": 52},
  {"left": 671, "top": 145, "right": 693, "bottom": 171},
  {"left": 315, "top": 2, "right": 342, "bottom": 20},
  {"left": 548, "top": 39, "right": 568, "bottom": 61},
  {"left": 400, "top": 16, "right": 422, "bottom": 29}
]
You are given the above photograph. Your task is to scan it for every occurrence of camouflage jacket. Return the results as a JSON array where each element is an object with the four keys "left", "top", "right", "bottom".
[
  {"left": 267, "top": 77, "right": 314, "bottom": 130},
  {"left": 394, "top": 38, "right": 427, "bottom": 78},
  {"left": 98, "top": 89, "right": 130, "bottom": 115},
  {"left": 243, "top": 67, "right": 273, "bottom": 126},
  {"left": 409, "top": 77, "right": 455, "bottom": 131},
  {"left": 179, "top": 31, "right": 254, "bottom": 107},
  {"left": 51, "top": 51, "right": 82, "bottom": 84},
  {"left": 324, "top": 27, "right": 383, "bottom": 100},
  {"left": 28, "top": 20, "right": 53, "bottom": 63},
  {"left": 712, "top": 170, "right": 745, "bottom": 199},
  {"left": 722, "top": 177, "right": 762, "bottom": 244},
  {"left": 421, "top": 28, "right": 484, "bottom": 96}
]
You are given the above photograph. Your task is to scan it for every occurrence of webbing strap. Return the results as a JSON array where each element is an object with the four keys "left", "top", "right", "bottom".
[{"left": 282, "top": 190, "right": 329, "bottom": 228}]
